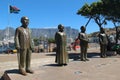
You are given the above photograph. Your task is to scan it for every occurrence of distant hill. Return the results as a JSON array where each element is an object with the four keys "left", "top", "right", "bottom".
[
  {"left": 31, "top": 27, "right": 79, "bottom": 39},
  {"left": 0, "top": 27, "right": 15, "bottom": 40},
  {"left": 1, "top": 26, "right": 118, "bottom": 41},
  {"left": 0, "top": 27, "right": 79, "bottom": 40},
  {"left": 89, "top": 27, "right": 118, "bottom": 37}
]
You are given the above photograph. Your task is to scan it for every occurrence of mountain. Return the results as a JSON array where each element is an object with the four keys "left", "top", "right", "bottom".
[
  {"left": 31, "top": 27, "right": 79, "bottom": 39},
  {"left": 0, "top": 27, "right": 79, "bottom": 40},
  {"left": 89, "top": 27, "right": 118, "bottom": 37},
  {"left": 0, "top": 27, "right": 15, "bottom": 40}
]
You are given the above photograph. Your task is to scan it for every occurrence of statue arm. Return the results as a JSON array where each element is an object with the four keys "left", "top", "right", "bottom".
[
  {"left": 99, "top": 34, "right": 103, "bottom": 44},
  {"left": 14, "top": 28, "right": 20, "bottom": 49},
  {"left": 29, "top": 29, "right": 34, "bottom": 50},
  {"left": 79, "top": 33, "right": 89, "bottom": 42},
  {"left": 55, "top": 32, "right": 58, "bottom": 43},
  {"left": 55, "top": 32, "right": 60, "bottom": 45}
]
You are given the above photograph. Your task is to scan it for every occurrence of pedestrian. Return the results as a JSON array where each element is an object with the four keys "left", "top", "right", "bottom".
[
  {"left": 55, "top": 24, "right": 69, "bottom": 66},
  {"left": 107, "top": 33, "right": 116, "bottom": 51},
  {"left": 78, "top": 26, "right": 89, "bottom": 61},
  {"left": 98, "top": 27, "right": 108, "bottom": 58},
  {"left": 14, "top": 16, "right": 34, "bottom": 76},
  {"left": 116, "top": 30, "right": 120, "bottom": 55}
]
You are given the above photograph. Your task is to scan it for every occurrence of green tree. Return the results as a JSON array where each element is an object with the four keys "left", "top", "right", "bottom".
[
  {"left": 33, "top": 38, "right": 39, "bottom": 46},
  {"left": 77, "top": 0, "right": 120, "bottom": 42},
  {"left": 101, "top": 0, "right": 120, "bottom": 42},
  {"left": 48, "top": 38, "right": 55, "bottom": 43},
  {"left": 77, "top": 1, "right": 107, "bottom": 29},
  {"left": 101, "top": 0, "right": 120, "bottom": 25}
]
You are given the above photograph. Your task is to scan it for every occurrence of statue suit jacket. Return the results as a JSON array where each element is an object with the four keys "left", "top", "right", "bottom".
[{"left": 14, "top": 26, "right": 34, "bottom": 50}]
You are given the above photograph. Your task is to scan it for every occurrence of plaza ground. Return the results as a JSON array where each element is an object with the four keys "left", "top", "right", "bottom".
[{"left": 0, "top": 46, "right": 120, "bottom": 80}]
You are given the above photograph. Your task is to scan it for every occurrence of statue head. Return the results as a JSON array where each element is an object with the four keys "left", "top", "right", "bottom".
[
  {"left": 21, "top": 16, "right": 29, "bottom": 28},
  {"left": 100, "top": 27, "right": 105, "bottom": 33},
  {"left": 58, "top": 24, "right": 64, "bottom": 32},
  {"left": 80, "top": 26, "right": 86, "bottom": 33}
]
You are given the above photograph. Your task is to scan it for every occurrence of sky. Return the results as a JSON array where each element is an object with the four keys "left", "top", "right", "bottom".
[{"left": 0, "top": 0, "right": 115, "bottom": 34}]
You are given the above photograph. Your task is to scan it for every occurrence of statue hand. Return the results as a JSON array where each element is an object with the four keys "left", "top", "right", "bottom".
[
  {"left": 15, "top": 47, "right": 20, "bottom": 53},
  {"left": 30, "top": 47, "right": 34, "bottom": 52},
  {"left": 16, "top": 47, "right": 20, "bottom": 50}
]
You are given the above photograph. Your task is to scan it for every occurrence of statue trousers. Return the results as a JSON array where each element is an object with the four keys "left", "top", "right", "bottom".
[
  {"left": 18, "top": 48, "right": 32, "bottom": 71},
  {"left": 80, "top": 44, "right": 88, "bottom": 60}
]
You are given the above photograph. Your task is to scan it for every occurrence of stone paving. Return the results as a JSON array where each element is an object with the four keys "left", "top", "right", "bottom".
[{"left": 0, "top": 47, "right": 120, "bottom": 80}]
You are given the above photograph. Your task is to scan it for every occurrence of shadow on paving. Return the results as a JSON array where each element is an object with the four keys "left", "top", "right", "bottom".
[
  {"left": 69, "top": 52, "right": 101, "bottom": 61},
  {"left": 87, "top": 52, "right": 101, "bottom": 58},
  {"left": 45, "top": 53, "right": 56, "bottom": 56},
  {"left": 43, "top": 64, "right": 66, "bottom": 67},
  {"left": 69, "top": 52, "right": 119, "bottom": 60},
  {"left": 45, "top": 51, "right": 120, "bottom": 61},
  {"left": 5, "top": 69, "right": 20, "bottom": 75},
  {"left": 45, "top": 52, "right": 101, "bottom": 60}
]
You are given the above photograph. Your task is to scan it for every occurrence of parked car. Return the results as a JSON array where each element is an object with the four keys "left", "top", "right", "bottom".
[{"left": 3, "top": 47, "right": 17, "bottom": 54}]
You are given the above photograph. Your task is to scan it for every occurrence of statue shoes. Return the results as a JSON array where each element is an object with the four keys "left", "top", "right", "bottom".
[
  {"left": 19, "top": 69, "right": 27, "bottom": 76},
  {"left": 81, "top": 59, "right": 86, "bottom": 61},
  {"left": 26, "top": 69, "right": 34, "bottom": 74},
  {"left": 85, "top": 58, "right": 89, "bottom": 61}
]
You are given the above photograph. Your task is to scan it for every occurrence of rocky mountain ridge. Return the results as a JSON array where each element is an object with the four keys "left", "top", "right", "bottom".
[
  {"left": 0, "top": 27, "right": 79, "bottom": 40},
  {"left": 89, "top": 27, "right": 117, "bottom": 37}
]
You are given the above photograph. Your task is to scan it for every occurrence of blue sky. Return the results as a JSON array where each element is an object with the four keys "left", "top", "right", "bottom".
[{"left": 0, "top": 0, "right": 114, "bottom": 34}]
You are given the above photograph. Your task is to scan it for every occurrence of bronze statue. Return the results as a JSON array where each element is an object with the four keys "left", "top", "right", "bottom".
[
  {"left": 55, "top": 24, "right": 69, "bottom": 66},
  {"left": 99, "top": 27, "right": 108, "bottom": 58},
  {"left": 14, "top": 16, "right": 34, "bottom": 76},
  {"left": 78, "top": 26, "right": 89, "bottom": 61}
]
